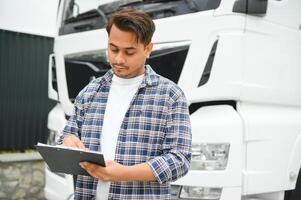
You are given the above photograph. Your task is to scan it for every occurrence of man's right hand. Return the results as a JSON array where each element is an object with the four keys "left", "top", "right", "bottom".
[{"left": 62, "top": 135, "right": 85, "bottom": 149}]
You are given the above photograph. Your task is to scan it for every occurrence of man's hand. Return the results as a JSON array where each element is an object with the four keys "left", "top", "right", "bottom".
[
  {"left": 62, "top": 135, "right": 85, "bottom": 149},
  {"left": 80, "top": 160, "right": 156, "bottom": 182},
  {"left": 80, "top": 160, "right": 127, "bottom": 182}
]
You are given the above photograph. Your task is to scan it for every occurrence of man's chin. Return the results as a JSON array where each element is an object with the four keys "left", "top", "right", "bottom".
[{"left": 113, "top": 70, "right": 128, "bottom": 78}]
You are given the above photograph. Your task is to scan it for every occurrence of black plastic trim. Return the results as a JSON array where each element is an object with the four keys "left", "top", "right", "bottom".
[
  {"left": 189, "top": 100, "right": 237, "bottom": 115},
  {"left": 284, "top": 167, "right": 301, "bottom": 200},
  {"left": 51, "top": 56, "right": 58, "bottom": 92},
  {"left": 233, "top": 0, "right": 267, "bottom": 15},
  {"left": 146, "top": 45, "right": 189, "bottom": 84},
  {"left": 198, "top": 40, "right": 218, "bottom": 87}
]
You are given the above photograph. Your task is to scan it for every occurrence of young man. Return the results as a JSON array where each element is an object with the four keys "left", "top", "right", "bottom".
[{"left": 59, "top": 8, "right": 192, "bottom": 199}]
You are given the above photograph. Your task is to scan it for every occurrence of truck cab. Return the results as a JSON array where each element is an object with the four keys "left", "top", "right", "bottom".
[{"left": 47, "top": 0, "right": 301, "bottom": 199}]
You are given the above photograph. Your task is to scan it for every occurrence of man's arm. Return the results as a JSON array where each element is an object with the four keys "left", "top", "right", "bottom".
[
  {"left": 146, "top": 92, "right": 192, "bottom": 184},
  {"left": 80, "top": 160, "right": 156, "bottom": 182}
]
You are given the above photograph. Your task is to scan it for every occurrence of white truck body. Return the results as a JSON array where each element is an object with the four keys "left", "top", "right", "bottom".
[{"left": 46, "top": 0, "right": 301, "bottom": 199}]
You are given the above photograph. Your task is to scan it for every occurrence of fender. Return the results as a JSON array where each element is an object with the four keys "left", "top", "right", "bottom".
[{"left": 286, "top": 130, "right": 301, "bottom": 190}]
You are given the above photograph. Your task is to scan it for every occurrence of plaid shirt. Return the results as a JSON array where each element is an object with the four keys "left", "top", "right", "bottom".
[{"left": 59, "top": 65, "right": 192, "bottom": 200}]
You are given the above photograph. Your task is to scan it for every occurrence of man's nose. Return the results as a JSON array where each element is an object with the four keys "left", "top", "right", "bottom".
[{"left": 115, "top": 52, "right": 126, "bottom": 64}]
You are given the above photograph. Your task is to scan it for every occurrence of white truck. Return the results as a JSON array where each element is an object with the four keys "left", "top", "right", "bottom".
[{"left": 46, "top": 0, "right": 301, "bottom": 199}]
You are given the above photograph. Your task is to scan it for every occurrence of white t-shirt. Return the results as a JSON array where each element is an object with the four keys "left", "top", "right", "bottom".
[{"left": 96, "top": 73, "right": 144, "bottom": 200}]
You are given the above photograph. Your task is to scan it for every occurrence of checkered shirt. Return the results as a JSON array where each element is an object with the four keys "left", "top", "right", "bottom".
[{"left": 59, "top": 65, "right": 192, "bottom": 199}]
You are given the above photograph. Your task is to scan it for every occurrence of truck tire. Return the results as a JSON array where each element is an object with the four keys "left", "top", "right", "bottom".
[{"left": 285, "top": 169, "right": 301, "bottom": 200}]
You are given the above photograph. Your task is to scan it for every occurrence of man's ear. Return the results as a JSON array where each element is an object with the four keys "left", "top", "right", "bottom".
[{"left": 145, "top": 42, "right": 153, "bottom": 58}]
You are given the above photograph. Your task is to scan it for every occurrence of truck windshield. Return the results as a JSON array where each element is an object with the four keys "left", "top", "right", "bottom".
[{"left": 60, "top": 0, "right": 221, "bottom": 35}]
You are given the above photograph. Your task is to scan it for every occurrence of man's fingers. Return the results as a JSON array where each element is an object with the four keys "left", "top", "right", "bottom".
[
  {"left": 68, "top": 135, "right": 85, "bottom": 149},
  {"left": 80, "top": 162, "right": 95, "bottom": 177},
  {"left": 62, "top": 135, "right": 85, "bottom": 149},
  {"left": 74, "top": 139, "right": 85, "bottom": 149},
  {"left": 80, "top": 162, "right": 107, "bottom": 180},
  {"left": 81, "top": 162, "right": 103, "bottom": 172},
  {"left": 62, "top": 138, "right": 75, "bottom": 146}
]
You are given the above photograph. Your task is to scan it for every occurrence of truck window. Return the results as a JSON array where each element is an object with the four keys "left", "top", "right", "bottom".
[{"left": 60, "top": 0, "right": 221, "bottom": 35}]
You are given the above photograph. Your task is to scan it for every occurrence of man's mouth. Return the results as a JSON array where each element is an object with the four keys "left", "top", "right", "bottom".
[{"left": 113, "top": 65, "right": 126, "bottom": 70}]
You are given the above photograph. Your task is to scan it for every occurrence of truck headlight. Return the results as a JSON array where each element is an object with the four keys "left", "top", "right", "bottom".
[
  {"left": 190, "top": 143, "right": 230, "bottom": 170},
  {"left": 180, "top": 186, "right": 222, "bottom": 200},
  {"left": 171, "top": 185, "right": 181, "bottom": 198}
]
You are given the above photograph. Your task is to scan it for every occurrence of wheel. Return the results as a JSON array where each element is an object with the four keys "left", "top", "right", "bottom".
[{"left": 285, "top": 169, "right": 301, "bottom": 200}]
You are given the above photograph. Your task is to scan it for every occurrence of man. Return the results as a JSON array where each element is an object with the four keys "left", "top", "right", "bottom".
[{"left": 59, "top": 8, "right": 192, "bottom": 199}]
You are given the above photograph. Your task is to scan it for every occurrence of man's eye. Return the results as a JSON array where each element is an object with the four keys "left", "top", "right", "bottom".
[
  {"left": 111, "top": 49, "right": 118, "bottom": 53},
  {"left": 126, "top": 51, "right": 135, "bottom": 56}
]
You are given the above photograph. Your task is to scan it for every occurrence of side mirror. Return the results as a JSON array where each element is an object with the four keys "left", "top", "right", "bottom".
[{"left": 233, "top": 0, "right": 267, "bottom": 15}]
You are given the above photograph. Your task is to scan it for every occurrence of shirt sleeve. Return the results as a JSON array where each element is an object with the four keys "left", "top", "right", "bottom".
[
  {"left": 56, "top": 88, "right": 86, "bottom": 145},
  {"left": 146, "top": 93, "right": 192, "bottom": 184}
]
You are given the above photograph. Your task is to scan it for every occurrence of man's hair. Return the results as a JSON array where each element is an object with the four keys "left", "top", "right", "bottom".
[{"left": 106, "top": 8, "right": 155, "bottom": 46}]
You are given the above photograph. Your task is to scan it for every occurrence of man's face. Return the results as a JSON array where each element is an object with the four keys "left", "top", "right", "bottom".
[{"left": 107, "top": 24, "right": 153, "bottom": 79}]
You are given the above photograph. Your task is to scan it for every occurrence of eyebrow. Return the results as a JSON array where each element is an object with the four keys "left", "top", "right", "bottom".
[{"left": 109, "top": 43, "right": 136, "bottom": 50}]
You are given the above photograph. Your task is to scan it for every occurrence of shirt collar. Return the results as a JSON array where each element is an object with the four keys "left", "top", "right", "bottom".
[{"left": 99, "top": 65, "right": 159, "bottom": 88}]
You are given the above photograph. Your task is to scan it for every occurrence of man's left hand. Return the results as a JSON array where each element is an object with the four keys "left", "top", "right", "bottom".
[{"left": 80, "top": 160, "right": 127, "bottom": 182}]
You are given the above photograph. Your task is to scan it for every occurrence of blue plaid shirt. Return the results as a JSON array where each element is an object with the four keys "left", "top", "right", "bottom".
[{"left": 59, "top": 65, "right": 192, "bottom": 199}]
